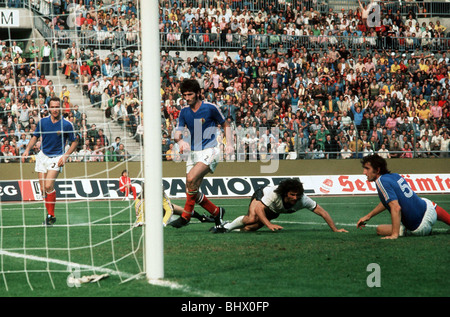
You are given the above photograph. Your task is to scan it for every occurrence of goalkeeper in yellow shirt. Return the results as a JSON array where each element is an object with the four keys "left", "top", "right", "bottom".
[{"left": 134, "top": 185, "right": 215, "bottom": 227}]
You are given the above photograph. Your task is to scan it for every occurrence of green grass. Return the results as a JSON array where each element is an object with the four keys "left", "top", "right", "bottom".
[{"left": 0, "top": 195, "right": 449, "bottom": 298}]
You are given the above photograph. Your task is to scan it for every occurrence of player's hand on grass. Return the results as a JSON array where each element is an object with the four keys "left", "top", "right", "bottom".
[
  {"left": 357, "top": 216, "right": 370, "bottom": 229},
  {"left": 267, "top": 224, "right": 283, "bottom": 231},
  {"left": 334, "top": 228, "right": 349, "bottom": 233}
]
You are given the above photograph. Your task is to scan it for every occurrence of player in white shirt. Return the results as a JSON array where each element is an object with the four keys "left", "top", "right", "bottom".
[{"left": 212, "top": 179, "right": 348, "bottom": 233}]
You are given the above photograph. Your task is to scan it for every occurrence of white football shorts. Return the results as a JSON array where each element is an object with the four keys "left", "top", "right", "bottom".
[
  {"left": 401, "top": 198, "right": 437, "bottom": 236},
  {"left": 186, "top": 146, "right": 221, "bottom": 174},
  {"left": 35, "top": 151, "right": 63, "bottom": 173}
]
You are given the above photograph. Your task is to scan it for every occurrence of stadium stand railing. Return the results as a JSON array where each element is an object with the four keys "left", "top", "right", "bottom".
[{"left": 157, "top": 32, "right": 450, "bottom": 53}]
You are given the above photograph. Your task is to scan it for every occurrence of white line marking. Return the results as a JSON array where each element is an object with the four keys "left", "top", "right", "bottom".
[
  {"left": 0, "top": 249, "right": 133, "bottom": 279},
  {"left": 148, "top": 279, "right": 224, "bottom": 297},
  {"left": 0, "top": 249, "right": 223, "bottom": 296}
]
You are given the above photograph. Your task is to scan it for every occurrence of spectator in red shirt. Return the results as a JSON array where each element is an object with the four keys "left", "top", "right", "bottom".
[{"left": 79, "top": 60, "right": 91, "bottom": 76}]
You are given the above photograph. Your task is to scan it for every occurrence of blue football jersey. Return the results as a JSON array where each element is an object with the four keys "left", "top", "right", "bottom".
[
  {"left": 176, "top": 101, "right": 225, "bottom": 151},
  {"left": 33, "top": 116, "right": 76, "bottom": 157},
  {"left": 375, "top": 173, "right": 426, "bottom": 231}
]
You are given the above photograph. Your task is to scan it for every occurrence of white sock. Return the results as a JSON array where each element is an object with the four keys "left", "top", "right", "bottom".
[{"left": 224, "top": 215, "right": 245, "bottom": 231}]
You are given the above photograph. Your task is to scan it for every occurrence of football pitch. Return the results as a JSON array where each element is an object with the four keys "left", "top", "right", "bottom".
[{"left": 0, "top": 194, "right": 449, "bottom": 298}]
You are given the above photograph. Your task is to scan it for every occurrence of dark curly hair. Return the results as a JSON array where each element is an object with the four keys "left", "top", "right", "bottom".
[
  {"left": 274, "top": 178, "right": 304, "bottom": 198},
  {"left": 360, "top": 154, "right": 391, "bottom": 175},
  {"left": 180, "top": 78, "right": 201, "bottom": 94}
]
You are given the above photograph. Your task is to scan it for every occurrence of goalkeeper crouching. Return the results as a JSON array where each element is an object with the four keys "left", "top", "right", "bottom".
[{"left": 134, "top": 185, "right": 215, "bottom": 227}]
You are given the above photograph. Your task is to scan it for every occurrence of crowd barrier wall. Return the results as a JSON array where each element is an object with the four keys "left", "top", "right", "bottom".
[{"left": 2, "top": 159, "right": 449, "bottom": 180}]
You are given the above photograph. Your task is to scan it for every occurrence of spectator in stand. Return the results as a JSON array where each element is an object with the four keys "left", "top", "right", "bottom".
[
  {"left": 1, "top": 2, "right": 449, "bottom": 165},
  {"left": 115, "top": 143, "right": 129, "bottom": 161},
  {"left": 40, "top": 40, "right": 54, "bottom": 76},
  {"left": 1, "top": 145, "right": 15, "bottom": 163},
  {"left": 401, "top": 142, "right": 413, "bottom": 158},
  {"left": 90, "top": 81, "right": 103, "bottom": 107}
]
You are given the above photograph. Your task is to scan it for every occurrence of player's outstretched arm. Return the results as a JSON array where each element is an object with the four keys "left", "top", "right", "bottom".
[
  {"left": 357, "top": 202, "right": 386, "bottom": 229},
  {"left": 253, "top": 201, "right": 283, "bottom": 231},
  {"left": 313, "top": 204, "right": 348, "bottom": 233}
]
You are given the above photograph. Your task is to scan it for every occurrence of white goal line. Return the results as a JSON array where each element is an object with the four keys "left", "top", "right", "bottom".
[
  {"left": 0, "top": 249, "right": 135, "bottom": 280},
  {"left": 0, "top": 249, "right": 223, "bottom": 297}
]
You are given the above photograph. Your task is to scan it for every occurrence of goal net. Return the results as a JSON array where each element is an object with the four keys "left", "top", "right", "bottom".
[{"left": 0, "top": 0, "right": 154, "bottom": 291}]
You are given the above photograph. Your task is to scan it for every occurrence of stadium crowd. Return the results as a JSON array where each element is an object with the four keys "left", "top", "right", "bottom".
[
  {"left": 157, "top": 0, "right": 450, "bottom": 160},
  {"left": 0, "top": 0, "right": 449, "bottom": 164},
  {"left": 0, "top": 0, "right": 143, "bottom": 163}
]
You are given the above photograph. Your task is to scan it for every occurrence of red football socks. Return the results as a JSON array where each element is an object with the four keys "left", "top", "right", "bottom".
[
  {"left": 196, "top": 193, "right": 219, "bottom": 216},
  {"left": 435, "top": 204, "right": 450, "bottom": 226},
  {"left": 45, "top": 190, "right": 56, "bottom": 217},
  {"left": 182, "top": 190, "right": 197, "bottom": 220}
]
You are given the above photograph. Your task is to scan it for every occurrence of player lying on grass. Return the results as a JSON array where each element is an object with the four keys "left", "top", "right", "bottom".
[
  {"left": 211, "top": 178, "right": 348, "bottom": 233},
  {"left": 357, "top": 154, "right": 450, "bottom": 239},
  {"left": 133, "top": 186, "right": 214, "bottom": 227}
]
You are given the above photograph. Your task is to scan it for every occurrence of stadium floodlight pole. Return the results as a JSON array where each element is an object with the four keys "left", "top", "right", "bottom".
[{"left": 141, "top": 0, "right": 164, "bottom": 280}]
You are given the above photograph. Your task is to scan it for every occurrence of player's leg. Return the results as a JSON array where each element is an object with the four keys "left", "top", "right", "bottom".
[
  {"left": 376, "top": 224, "right": 393, "bottom": 236},
  {"left": 189, "top": 162, "right": 222, "bottom": 215},
  {"left": 171, "top": 163, "right": 209, "bottom": 227},
  {"left": 408, "top": 198, "right": 439, "bottom": 236},
  {"left": 42, "top": 169, "right": 59, "bottom": 225},
  {"left": 220, "top": 200, "right": 264, "bottom": 233},
  {"left": 434, "top": 203, "right": 450, "bottom": 226},
  {"left": 173, "top": 147, "right": 224, "bottom": 228},
  {"left": 172, "top": 203, "right": 213, "bottom": 223},
  {"left": 183, "top": 162, "right": 215, "bottom": 218},
  {"left": 43, "top": 170, "right": 59, "bottom": 216},
  {"left": 38, "top": 172, "right": 46, "bottom": 201}
]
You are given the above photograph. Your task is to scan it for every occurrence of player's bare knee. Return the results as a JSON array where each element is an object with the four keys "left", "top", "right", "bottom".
[
  {"left": 246, "top": 214, "right": 258, "bottom": 224},
  {"left": 376, "top": 226, "right": 382, "bottom": 236},
  {"left": 44, "top": 185, "right": 55, "bottom": 193},
  {"left": 185, "top": 176, "right": 198, "bottom": 190}
]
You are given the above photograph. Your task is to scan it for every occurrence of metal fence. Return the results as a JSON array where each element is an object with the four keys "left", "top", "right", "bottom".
[
  {"left": 159, "top": 32, "right": 450, "bottom": 53},
  {"left": 2, "top": 0, "right": 450, "bottom": 17}
]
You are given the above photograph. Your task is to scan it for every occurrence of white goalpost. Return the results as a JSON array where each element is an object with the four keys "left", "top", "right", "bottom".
[{"left": 141, "top": 0, "right": 164, "bottom": 281}]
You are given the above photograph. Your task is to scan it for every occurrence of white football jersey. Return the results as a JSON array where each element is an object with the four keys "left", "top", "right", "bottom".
[{"left": 260, "top": 185, "right": 317, "bottom": 214}]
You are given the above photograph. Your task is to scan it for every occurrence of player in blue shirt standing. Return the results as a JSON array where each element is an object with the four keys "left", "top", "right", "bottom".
[
  {"left": 357, "top": 154, "right": 450, "bottom": 239},
  {"left": 22, "top": 97, "right": 79, "bottom": 226},
  {"left": 171, "top": 79, "right": 233, "bottom": 228}
]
